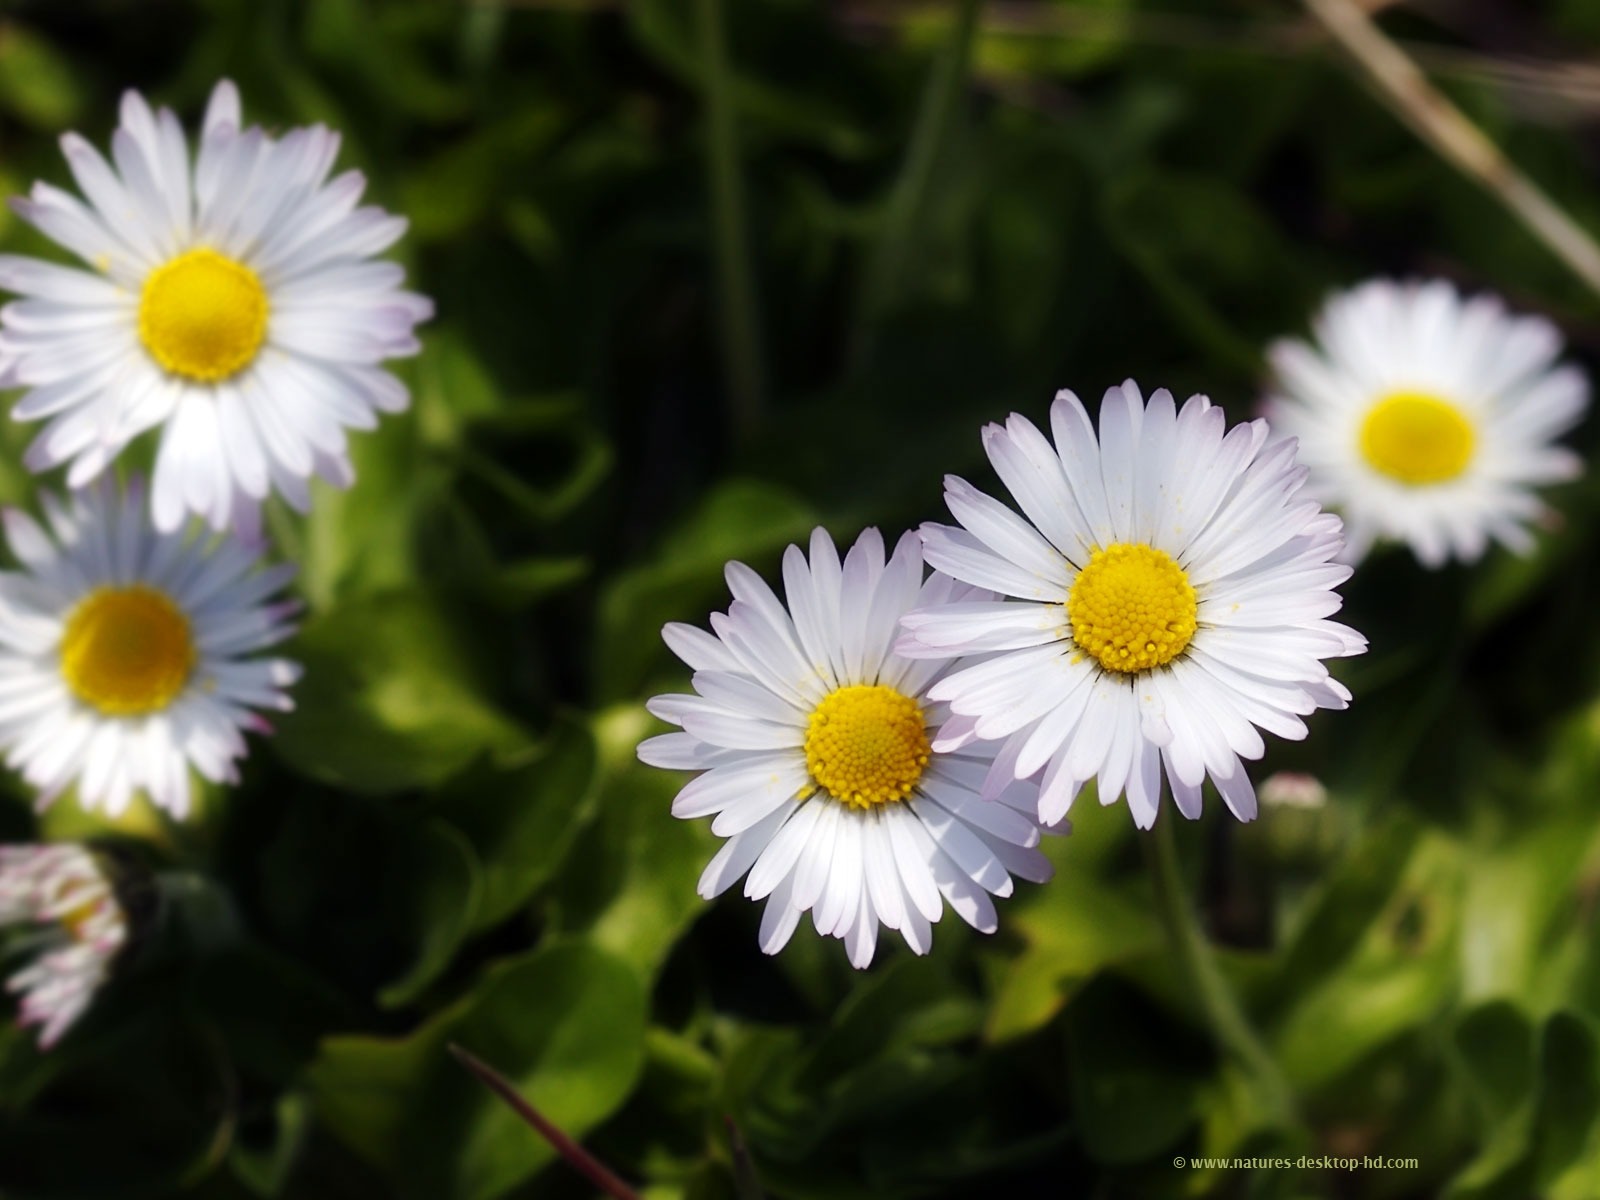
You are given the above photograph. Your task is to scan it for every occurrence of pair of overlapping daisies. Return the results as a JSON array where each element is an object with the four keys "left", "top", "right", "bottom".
[
  {"left": 0, "top": 83, "right": 1589, "bottom": 1047},
  {"left": 639, "top": 293, "right": 1588, "bottom": 967}
]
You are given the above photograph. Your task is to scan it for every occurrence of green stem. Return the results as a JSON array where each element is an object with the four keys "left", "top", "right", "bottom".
[
  {"left": 1143, "top": 814, "right": 1300, "bottom": 1128},
  {"left": 695, "top": 0, "right": 765, "bottom": 442},
  {"left": 860, "top": 0, "right": 982, "bottom": 330}
]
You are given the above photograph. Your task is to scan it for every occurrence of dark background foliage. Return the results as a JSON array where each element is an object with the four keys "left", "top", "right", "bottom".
[{"left": 3, "top": 0, "right": 1600, "bottom": 1197}]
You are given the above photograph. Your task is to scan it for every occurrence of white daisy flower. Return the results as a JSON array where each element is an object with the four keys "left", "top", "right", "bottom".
[
  {"left": 0, "top": 80, "right": 432, "bottom": 534},
  {"left": 636, "top": 527, "right": 1056, "bottom": 969},
  {"left": 0, "top": 843, "right": 127, "bottom": 1048},
  {"left": 0, "top": 476, "right": 300, "bottom": 818},
  {"left": 1266, "top": 278, "right": 1588, "bottom": 566},
  {"left": 895, "top": 381, "right": 1367, "bottom": 829}
]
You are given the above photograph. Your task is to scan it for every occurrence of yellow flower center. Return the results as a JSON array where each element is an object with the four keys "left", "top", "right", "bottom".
[
  {"left": 138, "top": 248, "right": 269, "bottom": 382},
  {"left": 60, "top": 585, "right": 196, "bottom": 716},
  {"left": 60, "top": 898, "right": 103, "bottom": 941},
  {"left": 803, "top": 684, "right": 930, "bottom": 810},
  {"left": 1068, "top": 542, "right": 1197, "bottom": 674},
  {"left": 1359, "top": 391, "right": 1475, "bottom": 485}
]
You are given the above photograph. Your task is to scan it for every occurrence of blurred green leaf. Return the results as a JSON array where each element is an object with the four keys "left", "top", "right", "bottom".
[
  {"left": 1270, "top": 815, "right": 1421, "bottom": 1000},
  {"left": 1065, "top": 976, "right": 1205, "bottom": 1165},
  {"left": 1455, "top": 1002, "right": 1535, "bottom": 1129},
  {"left": 401, "top": 111, "right": 563, "bottom": 243},
  {"left": 436, "top": 715, "right": 601, "bottom": 934},
  {"left": 227, "top": 1093, "right": 311, "bottom": 1198},
  {"left": 302, "top": 0, "right": 469, "bottom": 123},
  {"left": 0, "top": 23, "right": 82, "bottom": 129},
  {"left": 307, "top": 938, "right": 648, "bottom": 1200},
  {"left": 596, "top": 479, "right": 817, "bottom": 702},
  {"left": 379, "top": 822, "right": 483, "bottom": 1007},
  {"left": 1458, "top": 816, "right": 1595, "bottom": 1008},
  {"left": 1274, "top": 832, "right": 1463, "bottom": 1091},
  {"left": 549, "top": 706, "right": 718, "bottom": 980},
  {"left": 972, "top": 1, "right": 1132, "bottom": 78},
  {"left": 0, "top": 1005, "right": 235, "bottom": 1198},
  {"left": 227, "top": 787, "right": 484, "bottom": 1006},
  {"left": 987, "top": 863, "right": 1160, "bottom": 1041},
  {"left": 1445, "top": 1009, "right": 1600, "bottom": 1200},
  {"left": 291, "top": 400, "right": 428, "bottom": 608},
  {"left": 274, "top": 591, "right": 533, "bottom": 794},
  {"left": 626, "top": 0, "right": 873, "bottom": 157}
]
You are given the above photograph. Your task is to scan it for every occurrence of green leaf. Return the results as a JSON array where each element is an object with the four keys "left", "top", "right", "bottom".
[
  {"left": 379, "top": 822, "right": 484, "bottom": 1008},
  {"left": 289, "top": 399, "right": 429, "bottom": 608},
  {"left": 225, "top": 787, "right": 483, "bottom": 1006},
  {"left": 307, "top": 938, "right": 649, "bottom": 1200},
  {"left": 1444, "top": 1010, "right": 1600, "bottom": 1200},
  {"left": 548, "top": 706, "right": 719, "bottom": 980},
  {"left": 986, "top": 861, "right": 1161, "bottom": 1042},
  {"left": 1064, "top": 976, "right": 1205, "bottom": 1164},
  {"left": 436, "top": 716, "right": 601, "bottom": 934},
  {"left": 595, "top": 479, "right": 818, "bottom": 702},
  {"left": 1454, "top": 1002, "right": 1535, "bottom": 1129},
  {"left": 1270, "top": 815, "right": 1421, "bottom": 1000},
  {"left": 482, "top": 556, "right": 591, "bottom": 608},
  {"left": 302, "top": 0, "right": 469, "bottom": 123},
  {"left": 400, "top": 111, "right": 564, "bottom": 242},
  {"left": 0, "top": 25, "right": 83, "bottom": 129},
  {"left": 796, "top": 956, "right": 974, "bottom": 1093},
  {"left": 1458, "top": 817, "right": 1594, "bottom": 1008},
  {"left": 625, "top": 0, "right": 873, "bottom": 157},
  {"left": 191, "top": 944, "right": 357, "bottom": 1091},
  {"left": 1533, "top": 1013, "right": 1600, "bottom": 1189},
  {"left": 0, "top": 1005, "right": 235, "bottom": 1197},
  {"left": 227, "top": 1093, "right": 311, "bottom": 1198},
  {"left": 274, "top": 592, "right": 533, "bottom": 794},
  {"left": 1274, "top": 832, "right": 1463, "bottom": 1091}
]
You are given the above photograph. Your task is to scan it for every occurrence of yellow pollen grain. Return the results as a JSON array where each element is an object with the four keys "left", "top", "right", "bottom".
[
  {"left": 138, "top": 248, "right": 269, "bottom": 382},
  {"left": 60, "top": 585, "right": 196, "bottom": 717},
  {"left": 1359, "top": 391, "right": 1475, "bottom": 485},
  {"left": 1067, "top": 542, "right": 1197, "bottom": 675},
  {"left": 802, "top": 684, "right": 930, "bottom": 810}
]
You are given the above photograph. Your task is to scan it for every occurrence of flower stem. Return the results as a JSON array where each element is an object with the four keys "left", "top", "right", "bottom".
[
  {"left": 859, "top": 0, "right": 982, "bottom": 331},
  {"left": 695, "top": 0, "right": 765, "bottom": 443},
  {"left": 1301, "top": 0, "right": 1600, "bottom": 300},
  {"left": 1143, "top": 814, "right": 1300, "bottom": 1128},
  {"left": 449, "top": 1043, "right": 641, "bottom": 1200}
]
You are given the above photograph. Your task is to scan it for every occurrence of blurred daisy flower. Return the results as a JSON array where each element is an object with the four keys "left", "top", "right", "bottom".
[
  {"left": 1258, "top": 771, "right": 1328, "bottom": 810},
  {"left": 0, "top": 80, "right": 432, "bottom": 535},
  {"left": 1266, "top": 278, "right": 1588, "bottom": 566},
  {"left": 0, "top": 843, "right": 127, "bottom": 1048},
  {"left": 896, "top": 381, "right": 1366, "bottom": 829},
  {"left": 0, "top": 477, "right": 300, "bottom": 818},
  {"left": 638, "top": 528, "right": 1055, "bottom": 969}
]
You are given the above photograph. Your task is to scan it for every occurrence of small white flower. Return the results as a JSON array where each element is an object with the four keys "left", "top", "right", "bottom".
[
  {"left": 0, "top": 80, "right": 432, "bottom": 534},
  {"left": 1266, "top": 278, "right": 1588, "bottom": 566},
  {"left": 0, "top": 476, "right": 300, "bottom": 818},
  {"left": 1259, "top": 771, "right": 1328, "bottom": 810},
  {"left": 896, "top": 381, "right": 1366, "bottom": 829},
  {"left": 638, "top": 527, "right": 1056, "bottom": 969},
  {"left": 0, "top": 843, "right": 127, "bottom": 1048}
]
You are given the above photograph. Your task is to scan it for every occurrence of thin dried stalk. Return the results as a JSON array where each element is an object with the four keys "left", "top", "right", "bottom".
[{"left": 1301, "top": 0, "right": 1600, "bottom": 300}]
